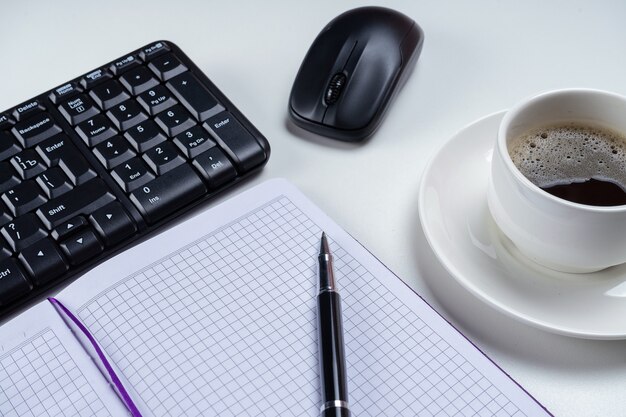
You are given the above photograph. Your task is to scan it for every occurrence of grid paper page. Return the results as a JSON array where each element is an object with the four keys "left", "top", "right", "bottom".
[
  {"left": 0, "top": 328, "right": 112, "bottom": 417},
  {"left": 74, "top": 195, "right": 531, "bottom": 417}
]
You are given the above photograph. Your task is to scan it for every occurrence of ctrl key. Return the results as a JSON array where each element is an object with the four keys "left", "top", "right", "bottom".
[{"left": 0, "top": 258, "right": 32, "bottom": 306}]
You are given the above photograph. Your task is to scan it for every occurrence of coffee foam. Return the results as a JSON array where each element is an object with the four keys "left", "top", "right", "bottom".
[{"left": 508, "top": 122, "right": 626, "bottom": 190}]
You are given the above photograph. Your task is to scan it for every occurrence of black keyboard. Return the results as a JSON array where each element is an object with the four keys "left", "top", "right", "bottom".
[{"left": 0, "top": 41, "right": 270, "bottom": 318}]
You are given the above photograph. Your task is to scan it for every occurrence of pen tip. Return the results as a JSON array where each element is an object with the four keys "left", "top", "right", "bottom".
[{"left": 320, "top": 232, "right": 330, "bottom": 255}]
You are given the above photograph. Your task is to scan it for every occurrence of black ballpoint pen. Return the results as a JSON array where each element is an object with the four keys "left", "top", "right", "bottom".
[{"left": 317, "top": 232, "right": 351, "bottom": 417}]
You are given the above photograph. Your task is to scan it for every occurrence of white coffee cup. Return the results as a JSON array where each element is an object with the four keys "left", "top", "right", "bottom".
[{"left": 487, "top": 88, "right": 626, "bottom": 273}]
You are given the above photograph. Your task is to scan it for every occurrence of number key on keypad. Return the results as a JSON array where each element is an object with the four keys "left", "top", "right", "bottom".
[
  {"left": 93, "top": 136, "right": 136, "bottom": 169},
  {"left": 143, "top": 142, "right": 185, "bottom": 175},
  {"left": 111, "top": 157, "right": 155, "bottom": 192},
  {"left": 75, "top": 114, "right": 118, "bottom": 147},
  {"left": 137, "top": 85, "right": 177, "bottom": 115},
  {"left": 107, "top": 100, "right": 148, "bottom": 130},
  {"left": 124, "top": 120, "right": 166, "bottom": 152},
  {"left": 154, "top": 105, "right": 195, "bottom": 136}
]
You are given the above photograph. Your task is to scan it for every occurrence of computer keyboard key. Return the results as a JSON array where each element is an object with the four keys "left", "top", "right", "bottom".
[
  {"left": 0, "top": 113, "right": 13, "bottom": 130},
  {"left": 93, "top": 136, "right": 136, "bottom": 169},
  {"left": 89, "top": 80, "right": 131, "bottom": 110},
  {"left": 174, "top": 126, "right": 216, "bottom": 159},
  {"left": 111, "top": 157, "right": 155, "bottom": 192},
  {"left": 143, "top": 142, "right": 185, "bottom": 175},
  {"left": 107, "top": 100, "right": 148, "bottom": 130},
  {"left": 120, "top": 66, "right": 159, "bottom": 95},
  {"left": 49, "top": 82, "right": 82, "bottom": 104},
  {"left": 0, "top": 258, "right": 32, "bottom": 306},
  {"left": 129, "top": 164, "right": 206, "bottom": 224},
  {"left": 36, "top": 167, "right": 73, "bottom": 199},
  {"left": 0, "top": 163, "right": 20, "bottom": 194},
  {"left": 140, "top": 41, "right": 170, "bottom": 60},
  {"left": 12, "top": 100, "right": 45, "bottom": 122},
  {"left": 10, "top": 150, "right": 46, "bottom": 180},
  {"left": 89, "top": 202, "right": 137, "bottom": 246},
  {"left": 58, "top": 147, "right": 97, "bottom": 185},
  {"left": 167, "top": 72, "right": 224, "bottom": 122},
  {"left": 148, "top": 53, "right": 187, "bottom": 81},
  {"left": 35, "top": 178, "right": 116, "bottom": 229},
  {"left": 192, "top": 147, "right": 237, "bottom": 189},
  {"left": 12, "top": 112, "right": 63, "bottom": 148},
  {"left": 18, "top": 238, "right": 68, "bottom": 285},
  {"left": 1, "top": 214, "right": 48, "bottom": 251},
  {"left": 59, "top": 227, "right": 103, "bottom": 265},
  {"left": 154, "top": 105, "right": 195, "bottom": 137},
  {"left": 2, "top": 181, "right": 47, "bottom": 217},
  {"left": 51, "top": 216, "right": 88, "bottom": 241},
  {"left": 0, "top": 201, "right": 12, "bottom": 228},
  {"left": 76, "top": 114, "right": 118, "bottom": 147},
  {"left": 204, "top": 112, "right": 266, "bottom": 172},
  {"left": 0, "top": 130, "right": 21, "bottom": 160},
  {"left": 35, "top": 135, "right": 69, "bottom": 166},
  {"left": 124, "top": 120, "right": 166, "bottom": 152},
  {"left": 58, "top": 95, "right": 100, "bottom": 126},
  {"left": 81, "top": 68, "right": 113, "bottom": 89},
  {"left": 0, "top": 240, "right": 11, "bottom": 260},
  {"left": 137, "top": 85, "right": 177, "bottom": 116},
  {"left": 110, "top": 54, "right": 141, "bottom": 75}
]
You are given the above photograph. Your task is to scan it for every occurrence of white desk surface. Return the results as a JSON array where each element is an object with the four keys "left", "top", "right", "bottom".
[{"left": 2, "top": 1, "right": 625, "bottom": 416}]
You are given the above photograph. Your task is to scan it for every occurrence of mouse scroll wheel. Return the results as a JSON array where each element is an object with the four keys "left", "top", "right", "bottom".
[{"left": 324, "top": 73, "right": 347, "bottom": 105}]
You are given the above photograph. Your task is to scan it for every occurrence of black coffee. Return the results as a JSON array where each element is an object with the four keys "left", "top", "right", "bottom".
[
  {"left": 508, "top": 122, "right": 626, "bottom": 206},
  {"left": 542, "top": 178, "right": 626, "bottom": 206}
]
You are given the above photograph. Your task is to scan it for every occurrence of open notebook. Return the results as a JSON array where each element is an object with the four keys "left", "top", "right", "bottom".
[{"left": 0, "top": 179, "right": 551, "bottom": 417}]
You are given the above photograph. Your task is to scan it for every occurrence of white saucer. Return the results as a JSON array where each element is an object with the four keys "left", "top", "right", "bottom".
[{"left": 418, "top": 111, "right": 626, "bottom": 339}]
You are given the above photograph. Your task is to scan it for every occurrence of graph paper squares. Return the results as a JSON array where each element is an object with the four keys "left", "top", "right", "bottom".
[
  {"left": 76, "top": 197, "right": 527, "bottom": 417},
  {"left": 0, "top": 329, "right": 111, "bottom": 417}
]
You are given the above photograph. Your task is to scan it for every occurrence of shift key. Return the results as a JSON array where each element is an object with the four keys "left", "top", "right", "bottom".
[{"left": 36, "top": 179, "right": 116, "bottom": 229}]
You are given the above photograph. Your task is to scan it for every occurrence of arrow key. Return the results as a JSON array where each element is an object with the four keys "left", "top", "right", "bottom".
[
  {"left": 59, "top": 227, "right": 103, "bottom": 265},
  {"left": 89, "top": 202, "right": 137, "bottom": 246},
  {"left": 18, "top": 238, "right": 68, "bottom": 285},
  {"left": 51, "top": 216, "right": 88, "bottom": 241}
]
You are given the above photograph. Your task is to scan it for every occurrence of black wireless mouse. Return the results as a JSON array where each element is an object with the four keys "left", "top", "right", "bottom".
[{"left": 288, "top": 6, "right": 424, "bottom": 142}]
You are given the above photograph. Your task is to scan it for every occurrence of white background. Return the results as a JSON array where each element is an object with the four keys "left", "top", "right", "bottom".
[{"left": 2, "top": 1, "right": 626, "bottom": 416}]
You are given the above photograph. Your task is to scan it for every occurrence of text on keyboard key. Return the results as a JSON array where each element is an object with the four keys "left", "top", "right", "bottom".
[
  {"left": 12, "top": 112, "right": 63, "bottom": 148},
  {"left": 58, "top": 94, "right": 100, "bottom": 126},
  {"left": 204, "top": 111, "right": 266, "bottom": 172},
  {"left": 59, "top": 227, "right": 103, "bottom": 266},
  {"left": 129, "top": 164, "right": 206, "bottom": 224},
  {"left": 12, "top": 100, "right": 45, "bottom": 122},
  {"left": 36, "top": 167, "right": 73, "bottom": 199},
  {"left": 143, "top": 142, "right": 185, "bottom": 175},
  {"left": 81, "top": 68, "right": 113, "bottom": 89},
  {"left": 18, "top": 238, "right": 68, "bottom": 285},
  {"left": 120, "top": 66, "right": 159, "bottom": 95},
  {"left": 10, "top": 149, "right": 46, "bottom": 180},
  {"left": 1, "top": 213, "right": 47, "bottom": 251},
  {"left": 148, "top": 53, "right": 187, "bottom": 81},
  {"left": 124, "top": 120, "right": 166, "bottom": 152},
  {"left": 137, "top": 85, "right": 177, "bottom": 116},
  {"left": 192, "top": 147, "right": 237, "bottom": 189},
  {"left": 76, "top": 114, "right": 118, "bottom": 147},
  {"left": 35, "top": 178, "right": 116, "bottom": 229},
  {"left": 0, "top": 258, "right": 32, "bottom": 306},
  {"left": 93, "top": 136, "right": 136, "bottom": 169},
  {"left": 166, "top": 72, "right": 224, "bottom": 122},
  {"left": 89, "top": 80, "right": 130, "bottom": 110},
  {"left": 0, "top": 163, "right": 20, "bottom": 194},
  {"left": 173, "top": 126, "right": 216, "bottom": 158},
  {"left": 107, "top": 100, "right": 148, "bottom": 130},
  {"left": 111, "top": 158, "right": 155, "bottom": 192},
  {"left": 154, "top": 105, "right": 195, "bottom": 137},
  {"left": 2, "top": 180, "right": 47, "bottom": 217}
]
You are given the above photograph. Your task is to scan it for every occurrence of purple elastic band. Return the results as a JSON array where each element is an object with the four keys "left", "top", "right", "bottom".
[{"left": 48, "top": 297, "right": 143, "bottom": 417}]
